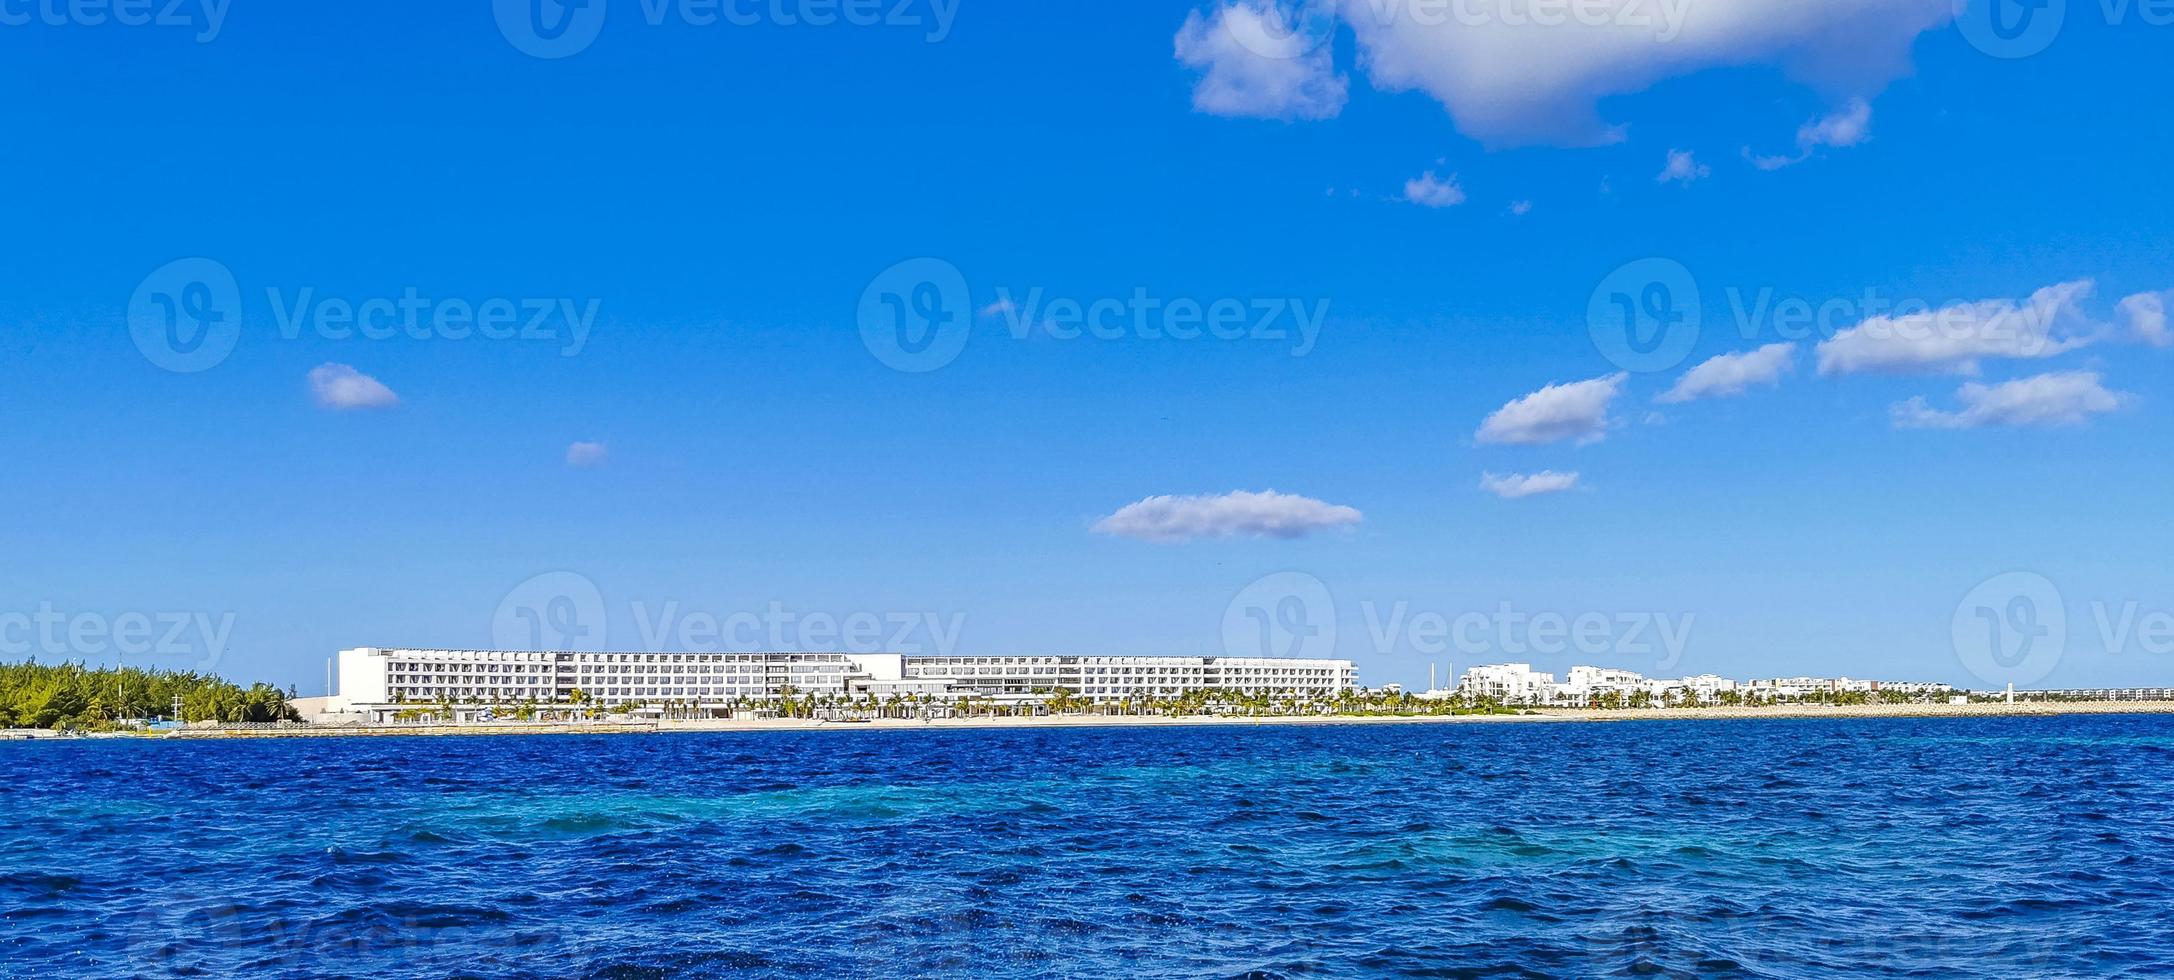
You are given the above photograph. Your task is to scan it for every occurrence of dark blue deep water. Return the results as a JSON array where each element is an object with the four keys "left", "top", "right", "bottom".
[{"left": 6, "top": 715, "right": 2174, "bottom": 978}]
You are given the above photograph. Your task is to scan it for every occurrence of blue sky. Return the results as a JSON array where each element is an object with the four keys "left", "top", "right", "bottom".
[{"left": 2, "top": 0, "right": 2170, "bottom": 693}]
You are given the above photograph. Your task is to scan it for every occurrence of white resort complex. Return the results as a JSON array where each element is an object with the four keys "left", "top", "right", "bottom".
[
  {"left": 327, "top": 647, "right": 1361, "bottom": 722},
  {"left": 319, "top": 646, "right": 1968, "bottom": 724},
  {"left": 1453, "top": 663, "right": 1956, "bottom": 706}
]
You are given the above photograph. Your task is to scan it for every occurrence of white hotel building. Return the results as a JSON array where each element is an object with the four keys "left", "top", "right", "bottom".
[{"left": 328, "top": 647, "right": 1359, "bottom": 722}]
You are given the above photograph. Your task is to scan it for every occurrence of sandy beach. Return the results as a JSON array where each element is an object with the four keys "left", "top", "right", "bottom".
[
  {"left": 651, "top": 700, "right": 2174, "bottom": 733},
  {"left": 63, "top": 699, "right": 2174, "bottom": 739}
]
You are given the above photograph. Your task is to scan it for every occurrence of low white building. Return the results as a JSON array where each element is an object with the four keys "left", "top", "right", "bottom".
[
  {"left": 1670, "top": 674, "right": 1738, "bottom": 703},
  {"left": 1878, "top": 681, "right": 1955, "bottom": 696},
  {"left": 1746, "top": 676, "right": 1836, "bottom": 701},
  {"left": 902, "top": 654, "right": 1355, "bottom": 701},
  {"left": 328, "top": 647, "right": 1358, "bottom": 722},
  {"left": 1562, "top": 666, "right": 1647, "bottom": 702},
  {"left": 1459, "top": 663, "right": 1558, "bottom": 704},
  {"left": 1444, "top": 663, "right": 1957, "bottom": 708}
]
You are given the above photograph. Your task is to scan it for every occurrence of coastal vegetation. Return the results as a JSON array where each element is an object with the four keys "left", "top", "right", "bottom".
[
  {"left": 655, "top": 686, "right": 1525, "bottom": 721},
  {"left": 368, "top": 684, "right": 1529, "bottom": 723},
  {"left": 342, "top": 681, "right": 2045, "bottom": 729},
  {"left": 0, "top": 661, "right": 298, "bottom": 730}
]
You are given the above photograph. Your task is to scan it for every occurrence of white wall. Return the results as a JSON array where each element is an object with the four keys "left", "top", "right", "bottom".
[
  {"left": 855, "top": 653, "right": 905, "bottom": 681},
  {"left": 331, "top": 647, "right": 388, "bottom": 710}
]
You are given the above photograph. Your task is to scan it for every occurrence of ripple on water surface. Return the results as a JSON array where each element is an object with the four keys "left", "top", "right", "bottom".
[{"left": 4, "top": 717, "right": 2174, "bottom": 977}]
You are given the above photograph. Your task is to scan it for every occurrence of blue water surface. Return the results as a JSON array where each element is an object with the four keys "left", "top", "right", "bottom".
[{"left": 5, "top": 715, "right": 2174, "bottom": 978}]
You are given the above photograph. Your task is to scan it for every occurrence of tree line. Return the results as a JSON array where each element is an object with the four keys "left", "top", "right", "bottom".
[{"left": 0, "top": 660, "right": 298, "bottom": 730}]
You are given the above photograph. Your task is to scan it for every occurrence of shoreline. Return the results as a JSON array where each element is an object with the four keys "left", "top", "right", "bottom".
[
  {"left": 651, "top": 700, "right": 2174, "bottom": 732},
  {"left": 15, "top": 700, "right": 2174, "bottom": 740}
]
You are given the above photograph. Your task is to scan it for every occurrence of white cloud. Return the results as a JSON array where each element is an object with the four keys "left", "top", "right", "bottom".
[
  {"left": 307, "top": 363, "right": 399, "bottom": 410},
  {"left": 2118, "top": 290, "right": 2172, "bottom": 348},
  {"left": 1507, "top": 199, "right": 1533, "bottom": 216},
  {"left": 566, "top": 441, "right": 609, "bottom": 468},
  {"left": 1658, "top": 342, "right": 1796, "bottom": 403},
  {"left": 1656, "top": 149, "right": 1710, "bottom": 185},
  {"left": 1404, "top": 169, "right": 1466, "bottom": 207},
  {"left": 1480, "top": 471, "right": 1581, "bottom": 499},
  {"left": 1748, "top": 99, "right": 1873, "bottom": 170},
  {"left": 1174, "top": 2, "right": 1347, "bottom": 120},
  {"left": 1892, "top": 371, "right": 2129, "bottom": 430},
  {"left": 1800, "top": 98, "right": 1874, "bottom": 148},
  {"left": 1475, "top": 373, "right": 1627, "bottom": 445},
  {"left": 1815, "top": 280, "right": 2098, "bottom": 376},
  {"left": 979, "top": 298, "right": 1015, "bottom": 318},
  {"left": 1093, "top": 489, "right": 1363, "bottom": 542},
  {"left": 1312, "top": 0, "right": 1948, "bottom": 147}
]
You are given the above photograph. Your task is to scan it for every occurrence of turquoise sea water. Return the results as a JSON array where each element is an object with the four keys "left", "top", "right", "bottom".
[{"left": 5, "top": 716, "right": 2173, "bottom": 977}]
